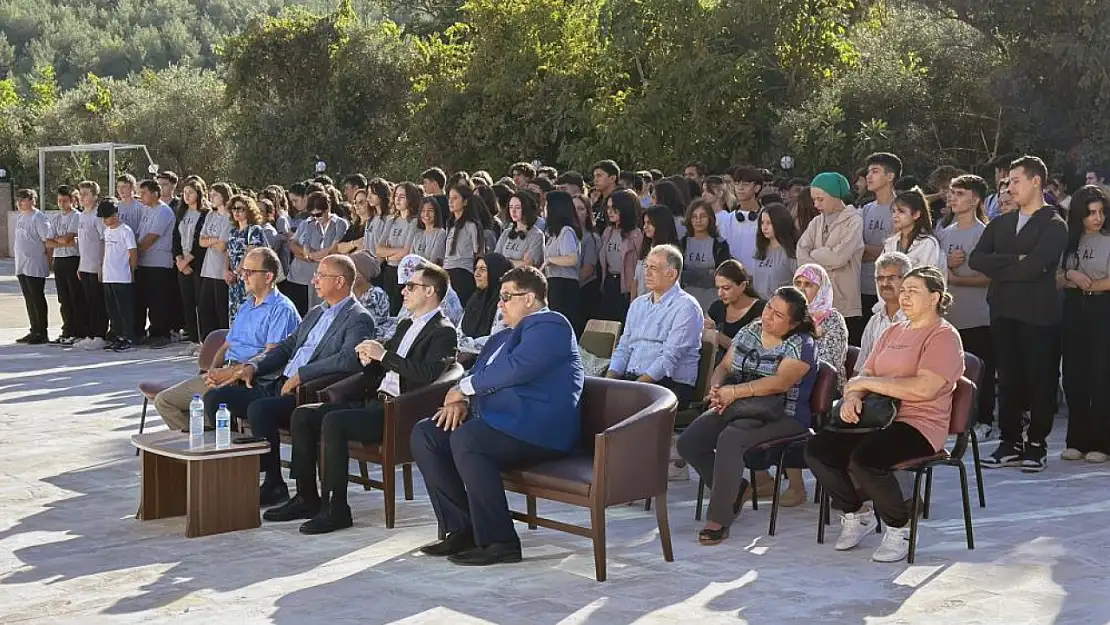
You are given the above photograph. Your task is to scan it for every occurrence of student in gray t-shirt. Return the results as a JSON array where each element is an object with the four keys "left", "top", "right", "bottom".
[
  {"left": 198, "top": 207, "right": 234, "bottom": 337},
  {"left": 444, "top": 189, "right": 484, "bottom": 304},
  {"left": 14, "top": 189, "right": 54, "bottom": 342},
  {"left": 134, "top": 181, "right": 179, "bottom": 344},
  {"left": 290, "top": 195, "right": 349, "bottom": 310},
  {"left": 543, "top": 192, "right": 583, "bottom": 331},
  {"left": 412, "top": 198, "right": 448, "bottom": 265},
  {"left": 48, "top": 187, "right": 86, "bottom": 342},
  {"left": 495, "top": 191, "right": 545, "bottom": 268},
  {"left": 751, "top": 203, "right": 800, "bottom": 300}
]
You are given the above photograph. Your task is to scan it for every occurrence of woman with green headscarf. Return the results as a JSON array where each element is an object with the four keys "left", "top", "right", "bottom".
[{"left": 797, "top": 171, "right": 865, "bottom": 330}]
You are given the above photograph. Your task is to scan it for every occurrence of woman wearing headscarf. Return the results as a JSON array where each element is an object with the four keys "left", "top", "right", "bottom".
[
  {"left": 379, "top": 254, "right": 464, "bottom": 341},
  {"left": 457, "top": 253, "right": 514, "bottom": 362},
  {"left": 349, "top": 250, "right": 394, "bottom": 341}
]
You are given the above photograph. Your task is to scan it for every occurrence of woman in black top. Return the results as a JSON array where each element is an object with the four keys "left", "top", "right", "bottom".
[{"left": 704, "top": 260, "right": 765, "bottom": 361}]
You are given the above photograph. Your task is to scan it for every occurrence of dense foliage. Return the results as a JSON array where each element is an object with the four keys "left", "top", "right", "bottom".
[{"left": 1, "top": 0, "right": 1106, "bottom": 190}]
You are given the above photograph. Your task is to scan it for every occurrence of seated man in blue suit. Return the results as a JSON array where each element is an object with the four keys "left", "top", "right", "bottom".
[
  {"left": 204, "top": 254, "right": 375, "bottom": 506},
  {"left": 411, "top": 265, "right": 584, "bottom": 566}
]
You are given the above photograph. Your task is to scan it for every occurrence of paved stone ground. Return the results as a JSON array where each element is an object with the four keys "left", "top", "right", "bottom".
[{"left": 0, "top": 259, "right": 1107, "bottom": 624}]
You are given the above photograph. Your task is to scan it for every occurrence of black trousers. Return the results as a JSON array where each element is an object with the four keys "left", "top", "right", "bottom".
[
  {"left": 17, "top": 275, "right": 48, "bottom": 337},
  {"left": 280, "top": 281, "right": 309, "bottom": 317},
  {"left": 1061, "top": 292, "right": 1110, "bottom": 453},
  {"left": 204, "top": 382, "right": 295, "bottom": 482},
  {"left": 198, "top": 277, "right": 230, "bottom": 338},
  {"left": 136, "top": 266, "right": 175, "bottom": 339},
  {"left": 289, "top": 400, "right": 385, "bottom": 504},
  {"left": 548, "top": 277, "right": 581, "bottom": 338},
  {"left": 958, "top": 325, "right": 997, "bottom": 426},
  {"left": 79, "top": 271, "right": 108, "bottom": 339},
  {"left": 411, "top": 417, "right": 564, "bottom": 547},
  {"left": 178, "top": 270, "right": 202, "bottom": 343},
  {"left": 619, "top": 373, "right": 695, "bottom": 410},
  {"left": 53, "top": 256, "right": 86, "bottom": 338},
  {"left": 850, "top": 294, "right": 879, "bottom": 346},
  {"left": 104, "top": 282, "right": 137, "bottom": 342},
  {"left": 992, "top": 316, "right": 1060, "bottom": 445},
  {"left": 448, "top": 268, "right": 476, "bottom": 306},
  {"left": 381, "top": 264, "right": 402, "bottom": 316},
  {"left": 804, "top": 422, "right": 934, "bottom": 528},
  {"left": 578, "top": 279, "right": 601, "bottom": 336},
  {"left": 596, "top": 274, "right": 630, "bottom": 323}
]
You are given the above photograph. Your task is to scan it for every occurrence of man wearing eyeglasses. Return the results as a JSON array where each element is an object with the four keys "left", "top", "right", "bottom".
[
  {"left": 153, "top": 248, "right": 301, "bottom": 431},
  {"left": 606, "top": 244, "right": 704, "bottom": 409},
  {"left": 204, "top": 253, "right": 374, "bottom": 506},
  {"left": 411, "top": 266, "right": 583, "bottom": 566},
  {"left": 265, "top": 261, "right": 458, "bottom": 534}
]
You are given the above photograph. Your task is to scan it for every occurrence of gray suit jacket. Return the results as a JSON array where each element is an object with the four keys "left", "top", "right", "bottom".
[{"left": 250, "top": 297, "right": 375, "bottom": 383}]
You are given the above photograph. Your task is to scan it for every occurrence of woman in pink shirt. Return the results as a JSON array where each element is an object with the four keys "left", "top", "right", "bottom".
[{"left": 805, "top": 264, "right": 964, "bottom": 563}]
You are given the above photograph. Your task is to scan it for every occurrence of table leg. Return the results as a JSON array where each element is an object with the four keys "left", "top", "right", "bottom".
[
  {"left": 186, "top": 454, "right": 261, "bottom": 538},
  {"left": 137, "top": 451, "right": 187, "bottom": 520}
]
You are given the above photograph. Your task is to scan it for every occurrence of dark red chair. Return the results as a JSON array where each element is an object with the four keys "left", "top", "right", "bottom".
[
  {"left": 693, "top": 360, "right": 838, "bottom": 536},
  {"left": 844, "top": 345, "right": 861, "bottom": 379},
  {"left": 960, "top": 353, "right": 987, "bottom": 509}
]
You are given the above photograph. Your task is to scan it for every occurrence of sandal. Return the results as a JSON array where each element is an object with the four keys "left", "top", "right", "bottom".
[{"left": 698, "top": 526, "right": 730, "bottom": 545}]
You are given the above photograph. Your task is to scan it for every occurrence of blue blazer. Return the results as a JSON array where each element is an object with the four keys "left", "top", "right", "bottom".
[{"left": 467, "top": 310, "right": 583, "bottom": 453}]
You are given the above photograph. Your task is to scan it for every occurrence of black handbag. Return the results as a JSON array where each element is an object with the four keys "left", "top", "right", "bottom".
[
  {"left": 828, "top": 394, "right": 900, "bottom": 433},
  {"left": 718, "top": 349, "right": 786, "bottom": 425}
]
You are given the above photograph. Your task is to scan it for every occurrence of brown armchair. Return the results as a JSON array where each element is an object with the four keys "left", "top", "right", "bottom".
[
  {"left": 500, "top": 376, "right": 678, "bottom": 582},
  {"left": 317, "top": 363, "right": 465, "bottom": 529}
]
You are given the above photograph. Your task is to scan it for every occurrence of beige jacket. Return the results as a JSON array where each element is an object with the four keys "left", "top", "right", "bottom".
[{"left": 797, "top": 205, "right": 865, "bottom": 317}]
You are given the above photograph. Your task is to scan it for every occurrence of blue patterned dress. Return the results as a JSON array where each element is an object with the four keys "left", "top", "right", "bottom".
[{"left": 228, "top": 224, "right": 266, "bottom": 323}]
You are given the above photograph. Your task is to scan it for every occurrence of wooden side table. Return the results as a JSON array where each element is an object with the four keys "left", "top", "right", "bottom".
[{"left": 132, "top": 431, "right": 270, "bottom": 538}]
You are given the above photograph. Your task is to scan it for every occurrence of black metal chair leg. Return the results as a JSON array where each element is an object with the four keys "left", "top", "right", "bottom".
[
  {"left": 644, "top": 498, "right": 652, "bottom": 511},
  {"left": 695, "top": 478, "right": 704, "bottom": 521},
  {"left": 908, "top": 470, "right": 924, "bottom": 564},
  {"left": 136, "top": 397, "right": 148, "bottom": 456},
  {"left": 817, "top": 490, "right": 827, "bottom": 544},
  {"left": 923, "top": 467, "right": 934, "bottom": 519},
  {"left": 768, "top": 448, "right": 787, "bottom": 536},
  {"left": 749, "top": 467, "right": 758, "bottom": 511},
  {"left": 970, "top": 429, "right": 987, "bottom": 508},
  {"left": 957, "top": 462, "right": 975, "bottom": 550}
]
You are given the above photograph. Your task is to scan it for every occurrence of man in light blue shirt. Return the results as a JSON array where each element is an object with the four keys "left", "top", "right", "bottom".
[
  {"left": 607, "top": 244, "right": 704, "bottom": 408},
  {"left": 153, "top": 248, "right": 301, "bottom": 432}
]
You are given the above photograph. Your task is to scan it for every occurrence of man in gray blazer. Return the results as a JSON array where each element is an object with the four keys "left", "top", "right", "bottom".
[{"left": 204, "top": 254, "right": 375, "bottom": 505}]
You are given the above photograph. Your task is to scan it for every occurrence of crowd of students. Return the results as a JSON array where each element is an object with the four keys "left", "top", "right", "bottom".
[{"left": 11, "top": 151, "right": 1107, "bottom": 563}]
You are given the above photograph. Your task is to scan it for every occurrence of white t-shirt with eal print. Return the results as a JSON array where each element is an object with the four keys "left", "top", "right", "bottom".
[{"left": 103, "top": 224, "right": 137, "bottom": 284}]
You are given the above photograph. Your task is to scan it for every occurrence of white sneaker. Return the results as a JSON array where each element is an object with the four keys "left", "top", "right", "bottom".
[
  {"left": 72, "top": 337, "right": 91, "bottom": 349},
  {"left": 872, "top": 526, "right": 911, "bottom": 562},
  {"left": 1085, "top": 451, "right": 1109, "bottom": 464},
  {"left": 178, "top": 343, "right": 200, "bottom": 357},
  {"left": 835, "top": 506, "right": 876, "bottom": 551},
  {"left": 972, "top": 423, "right": 994, "bottom": 441},
  {"left": 1061, "top": 448, "right": 1085, "bottom": 461},
  {"left": 82, "top": 337, "right": 106, "bottom": 350}
]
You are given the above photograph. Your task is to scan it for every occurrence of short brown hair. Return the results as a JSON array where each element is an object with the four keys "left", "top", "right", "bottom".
[
  {"left": 16, "top": 188, "right": 37, "bottom": 203},
  {"left": 501, "top": 266, "right": 547, "bottom": 304}
]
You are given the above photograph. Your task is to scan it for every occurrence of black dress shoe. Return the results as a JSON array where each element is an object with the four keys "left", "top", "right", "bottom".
[
  {"left": 25, "top": 334, "right": 48, "bottom": 345},
  {"left": 263, "top": 494, "right": 321, "bottom": 522},
  {"left": 419, "top": 531, "right": 476, "bottom": 557},
  {"left": 15, "top": 333, "right": 34, "bottom": 343},
  {"left": 447, "top": 542, "right": 523, "bottom": 566},
  {"left": 299, "top": 504, "right": 353, "bottom": 534},
  {"left": 259, "top": 482, "right": 290, "bottom": 507}
]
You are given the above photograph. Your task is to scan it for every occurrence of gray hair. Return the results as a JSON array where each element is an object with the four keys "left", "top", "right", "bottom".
[
  {"left": 247, "top": 247, "right": 281, "bottom": 278},
  {"left": 648, "top": 244, "right": 684, "bottom": 274},
  {"left": 321, "top": 253, "right": 357, "bottom": 287},
  {"left": 874, "top": 251, "right": 912, "bottom": 278}
]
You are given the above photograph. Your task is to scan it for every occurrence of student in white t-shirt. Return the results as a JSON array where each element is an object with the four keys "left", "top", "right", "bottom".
[{"left": 98, "top": 199, "right": 139, "bottom": 351}]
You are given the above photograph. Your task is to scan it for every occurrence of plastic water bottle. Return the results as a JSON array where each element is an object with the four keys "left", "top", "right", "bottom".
[
  {"left": 189, "top": 394, "right": 205, "bottom": 447},
  {"left": 215, "top": 403, "right": 231, "bottom": 448}
]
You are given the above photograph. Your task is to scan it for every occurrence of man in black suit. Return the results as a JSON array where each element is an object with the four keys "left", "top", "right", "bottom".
[
  {"left": 204, "top": 254, "right": 375, "bottom": 505},
  {"left": 265, "top": 261, "right": 459, "bottom": 533}
]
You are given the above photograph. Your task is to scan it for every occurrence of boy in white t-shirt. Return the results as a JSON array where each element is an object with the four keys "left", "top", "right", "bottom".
[{"left": 98, "top": 199, "right": 139, "bottom": 352}]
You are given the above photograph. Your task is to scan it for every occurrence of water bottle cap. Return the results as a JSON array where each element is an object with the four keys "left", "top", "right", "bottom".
[
  {"left": 193, "top": 394, "right": 201, "bottom": 399},
  {"left": 219, "top": 403, "right": 227, "bottom": 409}
]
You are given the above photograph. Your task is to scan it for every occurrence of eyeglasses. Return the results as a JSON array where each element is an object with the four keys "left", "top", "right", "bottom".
[
  {"left": 402, "top": 281, "right": 432, "bottom": 292},
  {"left": 498, "top": 291, "right": 530, "bottom": 303},
  {"left": 313, "top": 273, "right": 343, "bottom": 281},
  {"left": 232, "top": 205, "right": 247, "bottom": 212},
  {"left": 239, "top": 267, "right": 271, "bottom": 277},
  {"left": 310, "top": 212, "right": 325, "bottom": 218}
]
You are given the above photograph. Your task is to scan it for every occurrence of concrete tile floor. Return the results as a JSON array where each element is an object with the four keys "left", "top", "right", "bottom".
[{"left": 0, "top": 260, "right": 1107, "bottom": 624}]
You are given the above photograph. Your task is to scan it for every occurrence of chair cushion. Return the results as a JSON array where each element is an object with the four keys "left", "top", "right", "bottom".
[
  {"left": 750, "top": 432, "right": 810, "bottom": 453},
  {"left": 892, "top": 450, "right": 950, "bottom": 470},
  {"left": 501, "top": 455, "right": 594, "bottom": 497},
  {"left": 139, "top": 380, "right": 171, "bottom": 398}
]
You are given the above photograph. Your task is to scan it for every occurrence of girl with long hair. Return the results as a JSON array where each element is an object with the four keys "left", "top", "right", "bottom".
[
  {"left": 597, "top": 189, "right": 643, "bottom": 322},
  {"left": 752, "top": 202, "right": 800, "bottom": 299},
  {"left": 543, "top": 191, "right": 583, "bottom": 333}
]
